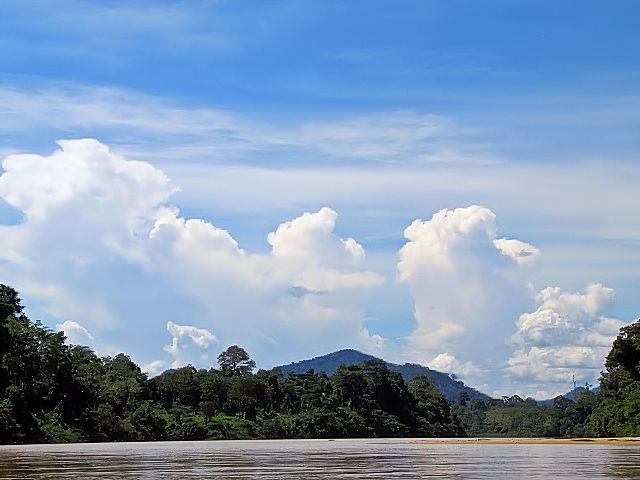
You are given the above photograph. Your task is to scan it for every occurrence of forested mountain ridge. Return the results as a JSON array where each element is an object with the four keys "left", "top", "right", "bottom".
[{"left": 278, "top": 349, "right": 489, "bottom": 402}]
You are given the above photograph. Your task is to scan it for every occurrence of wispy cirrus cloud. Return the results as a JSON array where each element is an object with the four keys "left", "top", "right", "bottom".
[
  {"left": 0, "top": 0, "right": 264, "bottom": 62},
  {"left": 0, "top": 83, "right": 491, "bottom": 167}
]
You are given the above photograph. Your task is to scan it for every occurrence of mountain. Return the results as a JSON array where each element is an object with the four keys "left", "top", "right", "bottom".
[{"left": 277, "top": 349, "right": 490, "bottom": 403}]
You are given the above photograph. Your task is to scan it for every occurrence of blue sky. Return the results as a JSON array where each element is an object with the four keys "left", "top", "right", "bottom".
[{"left": 0, "top": 0, "right": 639, "bottom": 398}]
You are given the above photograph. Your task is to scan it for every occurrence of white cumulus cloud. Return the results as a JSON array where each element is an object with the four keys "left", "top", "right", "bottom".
[
  {"left": 164, "top": 321, "right": 218, "bottom": 368},
  {"left": 493, "top": 238, "right": 541, "bottom": 265},
  {"left": 397, "top": 205, "right": 537, "bottom": 382},
  {"left": 141, "top": 360, "right": 167, "bottom": 378},
  {"left": 0, "top": 138, "right": 174, "bottom": 226},
  {"left": 428, "top": 352, "right": 483, "bottom": 378},
  {"left": 0, "top": 139, "right": 385, "bottom": 369},
  {"left": 56, "top": 320, "right": 95, "bottom": 345},
  {"left": 506, "top": 283, "right": 625, "bottom": 394}
]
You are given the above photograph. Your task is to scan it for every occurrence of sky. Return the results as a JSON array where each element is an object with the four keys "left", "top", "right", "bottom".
[{"left": 0, "top": 0, "right": 639, "bottom": 399}]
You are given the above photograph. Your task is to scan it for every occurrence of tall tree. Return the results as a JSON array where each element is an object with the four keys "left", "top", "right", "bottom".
[{"left": 217, "top": 345, "right": 256, "bottom": 377}]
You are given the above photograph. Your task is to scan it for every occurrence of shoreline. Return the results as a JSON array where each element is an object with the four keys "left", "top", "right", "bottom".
[{"left": 397, "top": 437, "right": 640, "bottom": 445}]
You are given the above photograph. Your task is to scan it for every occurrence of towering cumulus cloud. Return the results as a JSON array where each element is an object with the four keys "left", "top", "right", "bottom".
[
  {"left": 0, "top": 139, "right": 177, "bottom": 330},
  {"left": 398, "top": 205, "right": 539, "bottom": 379},
  {"left": 0, "top": 139, "right": 383, "bottom": 368}
]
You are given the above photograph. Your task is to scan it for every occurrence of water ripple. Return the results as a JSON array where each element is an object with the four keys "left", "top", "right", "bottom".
[{"left": 1, "top": 439, "right": 640, "bottom": 479}]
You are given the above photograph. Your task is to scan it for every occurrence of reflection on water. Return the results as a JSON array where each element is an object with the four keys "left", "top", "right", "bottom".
[{"left": 1, "top": 439, "right": 640, "bottom": 479}]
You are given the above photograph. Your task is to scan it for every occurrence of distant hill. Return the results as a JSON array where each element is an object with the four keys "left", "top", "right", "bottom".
[
  {"left": 539, "top": 386, "right": 600, "bottom": 404},
  {"left": 277, "top": 349, "right": 490, "bottom": 403},
  {"left": 562, "top": 386, "right": 600, "bottom": 401}
]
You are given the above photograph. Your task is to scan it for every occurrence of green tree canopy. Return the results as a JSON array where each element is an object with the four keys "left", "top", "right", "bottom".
[
  {"left": 591, "top": 319, "right": 640, "bottom": 436},
  {"left": 217, "top": 345, "right": 256, "bottom": 377}
]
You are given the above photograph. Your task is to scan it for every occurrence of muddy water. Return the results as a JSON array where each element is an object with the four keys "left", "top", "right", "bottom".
[{"left": 2, "top": 438, "right": 640, "bottom": 479}]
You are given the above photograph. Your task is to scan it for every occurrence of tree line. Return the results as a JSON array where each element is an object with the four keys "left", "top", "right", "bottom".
[
  {"left": 0, "top": 285, "right": 461, "bottom": 443},
  {"left": 1, "top": 284, "right": 638, "bottom": 443}
]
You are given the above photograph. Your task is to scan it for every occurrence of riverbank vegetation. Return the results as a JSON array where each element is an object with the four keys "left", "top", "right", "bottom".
[
  {"left": 1, "top": 284, "right": 638, "bottom": 443},
  {"left": 452, "top": 390, "right": 598, "bottom": 438},
  {"left": 0, "top": 285, "right": 462, "bottom": 443}
]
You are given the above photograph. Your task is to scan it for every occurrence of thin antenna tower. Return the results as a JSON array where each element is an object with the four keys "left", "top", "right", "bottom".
[{"left": 572, "top": 373, "right": 576, "bottom": 399}]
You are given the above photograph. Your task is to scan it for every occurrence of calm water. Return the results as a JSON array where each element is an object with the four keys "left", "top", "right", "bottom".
[{"left": 1, "top": 439, "right": 640, "bottom": 479}]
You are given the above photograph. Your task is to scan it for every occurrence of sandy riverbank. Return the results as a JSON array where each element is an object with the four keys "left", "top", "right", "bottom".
[{"left": 396, "top": 438, "right": 640, "bottom": 445}]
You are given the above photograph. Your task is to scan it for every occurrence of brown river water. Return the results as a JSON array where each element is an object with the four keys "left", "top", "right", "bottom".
[{"left": 1, "top": 438, "right": 640, "bottom": 479}]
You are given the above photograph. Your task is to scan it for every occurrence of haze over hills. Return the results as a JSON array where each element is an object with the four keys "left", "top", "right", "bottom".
[{"left": 277, "top": 349, "right": 490, "bottom": 402}]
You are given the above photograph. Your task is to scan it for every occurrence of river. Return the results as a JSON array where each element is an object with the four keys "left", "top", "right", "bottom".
[{"left": 1, "top": 438, "right": 640, "bottom": 479}]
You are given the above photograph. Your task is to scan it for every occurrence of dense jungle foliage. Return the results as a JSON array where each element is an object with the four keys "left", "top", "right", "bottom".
[
  {"left": 0, "top": 285, "right": 462, "bottom": 443},
  {"left": 453, "top": 390, "right": 598, "bottom": 438},
  {"left": 1, "top": 284, "right": 638, "bottom": 443}
]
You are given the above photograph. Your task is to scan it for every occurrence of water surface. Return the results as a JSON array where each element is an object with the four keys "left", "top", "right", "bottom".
[{"left": 1, "top": 438, "right": 640, "bottom": 479}]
